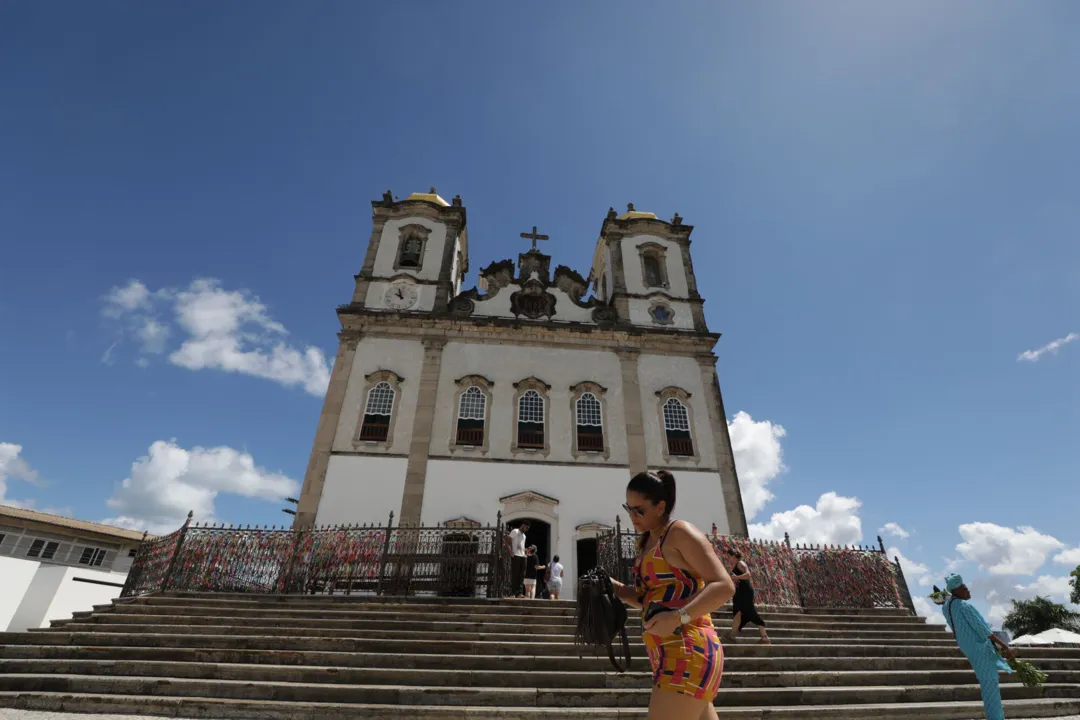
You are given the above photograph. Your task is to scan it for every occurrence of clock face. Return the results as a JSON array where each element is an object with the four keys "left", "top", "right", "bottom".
[{"left": 384, "top": 282, "right": 419, "bottom": 310}]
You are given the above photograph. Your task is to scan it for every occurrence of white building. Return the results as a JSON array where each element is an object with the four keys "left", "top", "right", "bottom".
[
  {"left": 0, "top": 505, "right": 145, "bottom": 630},
  {"left": 294, "top": 190, "right": 749, "bottom": 594}
]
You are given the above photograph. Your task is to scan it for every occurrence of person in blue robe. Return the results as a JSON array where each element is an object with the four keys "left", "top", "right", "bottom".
[{"left": 942, "top": 573, "right": 1016, "bottom": 720}]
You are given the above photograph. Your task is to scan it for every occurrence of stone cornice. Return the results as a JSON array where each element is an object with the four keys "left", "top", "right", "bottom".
[{"left": 334, "top": 306, "right": 720, "bottom": 355}]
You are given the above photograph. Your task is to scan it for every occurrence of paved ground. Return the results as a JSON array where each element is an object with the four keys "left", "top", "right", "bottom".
[{"left": 2, "top": 712, "right": 1079, "bottom": 720}]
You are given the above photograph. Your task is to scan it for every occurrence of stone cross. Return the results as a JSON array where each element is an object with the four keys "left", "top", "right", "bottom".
[{"left": 519, "top": 226, "right": 549, "bottom": 251}]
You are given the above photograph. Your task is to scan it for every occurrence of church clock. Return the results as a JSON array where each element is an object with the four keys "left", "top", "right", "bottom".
[{"left": 383, "top": 281, "right": 419, "bottom": 310}]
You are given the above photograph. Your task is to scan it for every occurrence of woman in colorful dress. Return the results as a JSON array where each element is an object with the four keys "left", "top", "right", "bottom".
[{"left": 610, "top": 470, "right": 737, "bottom": 719}]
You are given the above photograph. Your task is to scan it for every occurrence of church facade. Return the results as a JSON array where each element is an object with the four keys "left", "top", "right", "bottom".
[{"left": 293, "top": 189, "right": 749, "bottom": 593}]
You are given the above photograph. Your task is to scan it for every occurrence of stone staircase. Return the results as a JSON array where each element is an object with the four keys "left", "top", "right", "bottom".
[{"left": 0, "top": 592, "right": 1079, "bottom": 718}]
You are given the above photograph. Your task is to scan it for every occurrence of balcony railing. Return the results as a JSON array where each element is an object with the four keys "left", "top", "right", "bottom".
[
  {"left": 577, "top": 430, "right": 604, "bottom": 452},
  {"left": 517, "top": 429, "right": 545, "bottom": 449},
  {"left": 455, "top": 426, "right": 485, "bottom": 446},
  {"left": 666, "top": 435, "right": 694, "bottom": 457},
  {"left": 358, "top": 421, "right": 389, "bottom": 442}
]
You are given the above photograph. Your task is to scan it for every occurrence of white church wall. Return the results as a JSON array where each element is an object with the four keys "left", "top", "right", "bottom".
[
  {"left": 363, "top": 281, "right": 439, "bottom": 314},
  {"left": 469, "top": 284, "right": 515, "bottom": 318},
  {"left": 333, "top": 338, "right": 426, "bottom": 454},
  {"left": 5, "top": 563, "right": 126, "bottom": 631},
  {"left": 315, "top": 455, "right": 407, "bottom": 527},
  {"left": 422, "top": 459, "right": 732, "bottom": 598},
  {"left": 548, "top": 288, "right": 596, "bottom": 324},
  {"left": 621, "top": 234, "right": 690, "bottom": 299},
  {"left": 432, "top": 342, "right": 628, "bottom": 465},
  {"left": 627, "top": 298, "right": 696, "bottom": 331},
  {"left": 636, "top": 353, "right": 719, "bottom": 469},
  {"left": 0, "top": 556, "right": 40, "bottom": 631},
  {"left": 372, "top": 217, "right": 450, "bottom": 283}
]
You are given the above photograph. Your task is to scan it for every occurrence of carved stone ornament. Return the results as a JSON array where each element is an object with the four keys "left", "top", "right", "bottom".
[
  {"left": 478, "top": 259, "right": 515, "bottom": 296},
  {"left": 517, "top": 250, "right": 551, "bottom": 284},
  {"left": 591, "top": 306, "right": 618, "bottom": 327},
  {"left": 552, "top": 265, "right": 588, "bottom": 302},
  {"left": 510, "top": 280, "right": 557, "bottom": 320},
  {"left": 448, "top": 294, "right": 476, "bottom": 318}
]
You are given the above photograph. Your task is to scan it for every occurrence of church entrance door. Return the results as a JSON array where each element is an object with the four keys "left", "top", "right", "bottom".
[{"left": 576, "top": 537, "right": 598, "bottom": 576}]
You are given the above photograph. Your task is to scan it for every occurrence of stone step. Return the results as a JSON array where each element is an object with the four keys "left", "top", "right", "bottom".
[
  {"left": 47, "top": 620, "right": 952, "bottom": 642},
  {"left": 0, "top": 631, "right": 987, "bottom": 657},
  {"left": 149, "top": 593, "right": 917, "bottom": 617},
  {"left": 1, "top": 674, "right": 1077, "bottom": 707},
  {"left": 4, "top": 658, "right": 1080, "bottom": 690},
  {"left": 98, "top": 602, "right": 932, "bottom": 627},
  {"left": 12, "top": 644, "right": 1058, "bottom": 672},
  {"left": 4, "top": 692, "right": 1080, "bottom": 720}
]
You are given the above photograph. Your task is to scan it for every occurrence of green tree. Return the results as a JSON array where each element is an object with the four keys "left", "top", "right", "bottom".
[
  {"left": 1071, "top": 566, "right": 1080, "bottom": 606},
  {"left": 1002, "top": 596, "right": 1080, "bottom": 638}
]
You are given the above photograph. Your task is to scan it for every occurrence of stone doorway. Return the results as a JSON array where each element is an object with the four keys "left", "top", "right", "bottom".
[{"left": 576, "top": 537, "right": 598, "bottom": 575}]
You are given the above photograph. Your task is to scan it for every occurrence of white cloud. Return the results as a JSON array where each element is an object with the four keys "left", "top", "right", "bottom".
[
  {"left": 956, "top": 522, "right": 1064, "bottom": 575},
  {"left": 913, "top": 595, "right": 946, "bottom": 625},
  {"left": 102, "top": 278, "right": 330, "bottom": 396},
  {"left": 100, "top": 341, "right": 119, "bottom": 366},
  {"left": 880, "top": 522, "right": 910, "bottom": 539},
  {"left": 1014, "top": 574, "right": 1074, "bottom": 604},
  {"left": 103, "top": 279, "right": 153, "bottom": 316},
  {"left": 1054, "top": 548, "right": 1080, "bottom": 567},
  {"left": 103, "top": 439, "right": 300, "bottom": 534},
  {"left": 0, "top": 443, "right": 40, "bottom": 508},
  {"left": 729, "top": 411, "right": 786, "bottom": 520},
  {"left": 891, "top": 547, "right": 933, "bottom": 587},
  {"left": 749, "top": 492, "right": 862, "bottom": 546},
  {"left": 1017, "top": 332, "right": 1079, "bottom": 362}
]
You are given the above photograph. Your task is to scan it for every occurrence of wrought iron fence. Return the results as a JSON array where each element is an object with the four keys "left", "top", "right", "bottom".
[
  {"left": 594, "top": 519, "right": 917, "bottom": 614},
  {"left": 120, "top": 511, "right": 510, "bottom": 599}
]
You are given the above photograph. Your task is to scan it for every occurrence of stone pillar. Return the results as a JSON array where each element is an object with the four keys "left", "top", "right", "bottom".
[
  {"left": 399, "top": 337, "right": 448, "bottom": 524},
  {"left": 433, "top": 223, "right": 461, "bottom": 313},
  {"left": 607, "top": 236, "right": 631, "bottom": 321},
  {"left": 294, "top": 331, "right": 361, "bottom": 529},
  {"left": 617, "top": 349, "right": 648, "bottom": 475},
  {"left": 352, "top": 217, "right": 388, "bottom": 304},
  {"left": 697, "top": 356, "right": 749, "bottom": 536}
]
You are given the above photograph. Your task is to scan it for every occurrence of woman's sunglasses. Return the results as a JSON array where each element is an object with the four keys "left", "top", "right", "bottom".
[{"left": 622, "top": 503, "right": 646, "bottom": 518}]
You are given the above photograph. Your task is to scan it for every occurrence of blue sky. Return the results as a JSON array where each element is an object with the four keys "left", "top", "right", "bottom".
[{"left": 1, "top": 1, "right": 1078, "bottom": 624}]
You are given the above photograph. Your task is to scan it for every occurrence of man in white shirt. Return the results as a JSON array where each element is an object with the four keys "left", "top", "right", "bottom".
[
  {"left": 506, "top": 521, "right": 530, "bottom": 598},
  {"left": 546, "top": 554, "right": 564, "bottom": 600}
]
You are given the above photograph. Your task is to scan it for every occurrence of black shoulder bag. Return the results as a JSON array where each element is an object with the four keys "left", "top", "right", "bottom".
[{"left": 574, "top": 567, "right": 632, "bottom": 673}]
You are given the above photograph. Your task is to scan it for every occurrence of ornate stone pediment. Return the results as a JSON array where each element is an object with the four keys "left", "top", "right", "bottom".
[
  {"left": 478, "top": 259, "right": 515, "bottom": 295},
  {"left": 499, "top": 490, "right": 560, "bottom": 517},
  {"left": 518, "top": 250, "right": 551, "bottom": 284},
  {"left": 510, "top": 279, "right": 557, "bottom": 320},
  {"left": 552, "top": 265, "right": 588, "bottom": 302}
]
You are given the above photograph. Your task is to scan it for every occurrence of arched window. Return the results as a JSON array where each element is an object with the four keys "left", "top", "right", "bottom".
[
  {"left": 456, "top": 386, "right": 487, "bottom": 446},
  {"left": 643, "top": 252, "right": 663, "bottom": 287},
  {"left": 359, "top": 381, "right": 395, "bottom": 442},
  {"left": 398, "top": 235, "right": 424, "bottom": 269},
  {"left": 662, "top": 397, "right": 694, "bottom": 457},
  {"left": 575, "top": 392, "right": 604, "bottom": 451},
  {"left": 517, "top": 389, "right": 545, "bottom": 449}
]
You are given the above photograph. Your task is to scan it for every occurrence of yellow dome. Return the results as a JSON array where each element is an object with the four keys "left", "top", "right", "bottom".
[
  {"left": 404, "top": 187, "right": 449, "bottom": 206},
  {"left": 617, "top": 203, "right": 657, "bottom": 220}
]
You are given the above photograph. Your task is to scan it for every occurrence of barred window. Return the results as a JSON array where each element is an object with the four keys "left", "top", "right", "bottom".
[
  {"left": 79, "top": 547, "right": 108, "bottom": 567},
  {"left": 517, "top": 390, "right": 545, "bottom": 449},
  {"left": 518, "top": 390, "right": 544, "bottom": 424},
  {"left": 27, "top": 539, "right": 59, "bottom": 560},
  {"left": 662, "top": 398, "right": 690, "bottom": 431},
  {"left": 576, "top": 393, "right": 602, "bottom": 427},
  {"left": 458, "top": 386, "right": 486, "bottom": 420},
  {"left": 663, "top": 397, "right": 694, "bottom": 457},
  {"left": 365, "top": 382, "right": 395, "bottom": 416},
  {"left": 359, "top": 381, "right": 395, "bottom": 442}
]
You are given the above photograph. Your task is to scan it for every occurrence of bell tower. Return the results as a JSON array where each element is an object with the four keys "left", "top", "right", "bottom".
[
  {"left": 352, "top": 188, "right": 469, "bottom": 314},
  {"left": 589, "top": 204, "right": 707, "bottom": 333}
]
